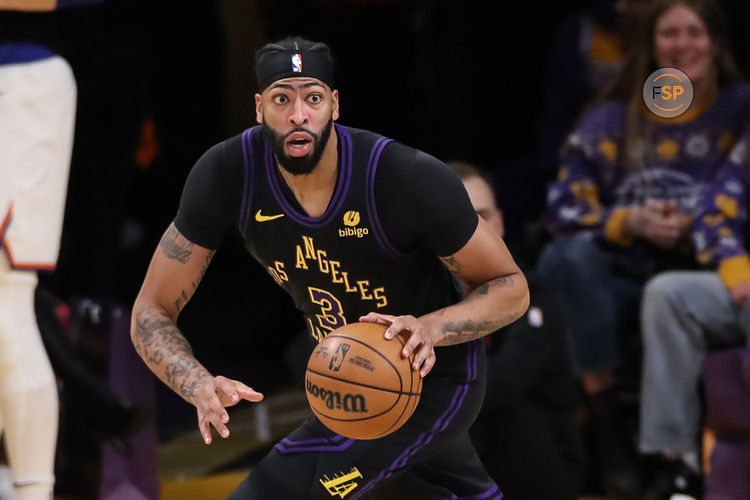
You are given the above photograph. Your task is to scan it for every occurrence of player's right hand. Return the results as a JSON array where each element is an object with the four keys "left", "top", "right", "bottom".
[{"left": 194, "top": 375, "right": 264, "bottom": 445}]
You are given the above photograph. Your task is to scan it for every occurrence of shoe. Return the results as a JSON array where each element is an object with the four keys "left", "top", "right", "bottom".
[{"left": 643, "top": 458, "right": 702, "bottom": 500}]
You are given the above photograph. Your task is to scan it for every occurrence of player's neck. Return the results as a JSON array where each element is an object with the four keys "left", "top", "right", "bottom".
[{"left": 278, "top": 128, "right": 339, "bottom": 218}]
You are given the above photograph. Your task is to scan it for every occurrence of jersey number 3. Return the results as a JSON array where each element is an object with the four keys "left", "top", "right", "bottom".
[{"left": 307, "top": 287, "right": 347, "bottom": 342}]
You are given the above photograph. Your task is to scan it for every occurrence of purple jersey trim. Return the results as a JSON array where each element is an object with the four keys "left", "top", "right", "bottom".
[
  {"left": 365, "top": 137, "right": 411, "bottom": 261},
  {"left": 265, "top": 123, "right": 353, "bottom": 228},
  {"left": 239, "top": 127, "right": 258, "bottom": 234},
  {"left": 351, "top": 341, "right": 479, "bottom": 499}
]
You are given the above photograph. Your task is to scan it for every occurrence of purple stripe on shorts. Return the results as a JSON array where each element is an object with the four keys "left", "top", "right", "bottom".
[
  {"left": 468, "top": 339, "right": 478, "bottom": 381},
  {"left": 450, "top": 484, "right": 502, "bottom": 500},
  {"left": 351, "top": 342, "right": 478, "bottom": 499},
  {"left": 274, "top": 437, "right": 355, "bottom": 454},
  {"left": 280, "top": 434, "right": 349, "bottom": 447}
]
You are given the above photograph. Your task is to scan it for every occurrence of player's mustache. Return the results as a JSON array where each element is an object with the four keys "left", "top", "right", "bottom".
[{"left": 284, "top": 126, "right": 318, "bottom": 141}]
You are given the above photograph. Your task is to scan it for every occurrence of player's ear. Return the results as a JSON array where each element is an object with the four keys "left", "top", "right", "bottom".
[
  {"left": 254, "top": 93, "right": 264, "bottom": 124},
  {"left": 331, "top": 89, "right": 339, "bottom": 121}
]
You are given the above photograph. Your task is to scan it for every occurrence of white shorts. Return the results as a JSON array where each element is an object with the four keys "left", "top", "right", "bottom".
[
  {"left": 0, "top": 253, "right": 55, "bottom": 391},
  {"left": 0, "top": 55, "right": 76, "bottom": 270}
]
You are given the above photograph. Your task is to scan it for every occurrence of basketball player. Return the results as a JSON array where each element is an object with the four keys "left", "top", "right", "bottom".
[
  {"left": 131, "top": 36, "right": 529, "bottom": 499},
  {"left": 0, "top": 0, "right": 92, "bottom": 498}
]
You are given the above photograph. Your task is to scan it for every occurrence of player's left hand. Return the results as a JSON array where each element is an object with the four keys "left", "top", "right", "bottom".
[{"left": 360, "top": 312, "right": 437, "bottom": 377}]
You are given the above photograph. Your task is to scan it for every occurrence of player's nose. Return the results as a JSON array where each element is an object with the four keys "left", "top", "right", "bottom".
[{"left": 290, "top": 97, "right": 308, "bottom": 126}]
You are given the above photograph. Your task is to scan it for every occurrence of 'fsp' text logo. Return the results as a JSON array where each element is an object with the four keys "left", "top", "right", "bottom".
[
  {"left": 643, "top": 68, "right": 694, "bottom": 118},
  {"left": 339, "top": 210, "right": 369, "bottom": 238},
  {"left": 320, "top": 467, "right": 363, "bottom": 498}
]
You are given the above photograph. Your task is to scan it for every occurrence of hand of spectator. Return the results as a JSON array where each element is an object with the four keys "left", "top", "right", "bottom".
[
  {"left": 729, "top": 280, "right": 750, "bottom": 306},
  {"left": 194, "top": 375, "right": 263, "bottom": 444},
  {"left": 624, "top": 200, "right": 685, "bottom": 249},
  {"left": 360, "top": 312, "right": 437, "bottom": 377}
]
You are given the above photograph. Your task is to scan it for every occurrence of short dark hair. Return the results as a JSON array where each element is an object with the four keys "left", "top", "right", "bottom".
[{"left": 447, "top": 160, "right": 495, "bottom": 190}]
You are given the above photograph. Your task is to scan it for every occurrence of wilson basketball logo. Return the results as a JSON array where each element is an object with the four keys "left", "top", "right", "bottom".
[{"left": 306, "top": 380, "right": 369, "bottom": 413}]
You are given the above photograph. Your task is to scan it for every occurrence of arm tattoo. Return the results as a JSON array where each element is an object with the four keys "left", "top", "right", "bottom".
[
  {"left": 199, "top": 250, "right": 216, "bottom": 281},
  {"left": 439, "top": 275, "right": 518, "bottom": 345},
  {"left": 159, "top": 224, "right": 194, "bottom": 263},
  {"left": 133, "top": 306, "right": 209, "bottom": 400},
  {"left": 174, "top": 289, "right": 190, "bottom": 314}
]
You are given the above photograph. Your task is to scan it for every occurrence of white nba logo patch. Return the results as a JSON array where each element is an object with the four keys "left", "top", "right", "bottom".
[
  {"left": 527, "top": 307, "right": 543, "bottom": 328},
  {"left": 291, "top": 53, "right": 303, "bottom": 73}
]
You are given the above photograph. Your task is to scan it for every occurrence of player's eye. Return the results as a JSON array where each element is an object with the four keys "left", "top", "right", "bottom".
[
  {"left": 308, "top": 94, "right": 322, "bottom": 104},
  {"left": 273, "top": 94, "right": 289, "bottom": 105}
]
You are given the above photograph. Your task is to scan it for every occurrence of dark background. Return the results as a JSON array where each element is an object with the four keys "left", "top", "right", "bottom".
[{"left": 38, "top": 0, "right": 750, "bottom": 436}]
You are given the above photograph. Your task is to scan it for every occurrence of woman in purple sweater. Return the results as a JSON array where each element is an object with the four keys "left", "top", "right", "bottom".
[{"left": 536, "top": 0, "right": 750, "bottom": 497}]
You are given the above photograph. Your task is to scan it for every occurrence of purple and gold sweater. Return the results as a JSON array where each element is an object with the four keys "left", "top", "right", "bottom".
[
  {"left": 545, "top": 81, "right": 750, "bottom": 273},
  {"left": 693, "top": 130, "right": 750, "bottom": 289}
]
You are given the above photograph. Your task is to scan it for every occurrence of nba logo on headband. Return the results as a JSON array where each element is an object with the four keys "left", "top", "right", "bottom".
[{"left": 291, "top": 53, "right": 303, "bottom": 73}]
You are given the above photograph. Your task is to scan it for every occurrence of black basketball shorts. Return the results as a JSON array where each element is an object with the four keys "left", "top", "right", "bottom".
[{"left": 226, "top": 340, "right": 503, "bottom": 500}]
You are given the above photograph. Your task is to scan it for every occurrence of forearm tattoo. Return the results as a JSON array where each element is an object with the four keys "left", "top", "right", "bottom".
[
  {"left": 175, "top": 249, "right": 215, "bottom": 314},
  {"left": 438, "top": 275, "right": 519, "bottom": 345},
  {"left": 133, "top": 306, "right": 208, "bottom": 400}
]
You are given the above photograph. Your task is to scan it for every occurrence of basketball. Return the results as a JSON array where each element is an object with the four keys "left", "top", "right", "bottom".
[{"left": 305, "top": 321, "right": 423, "bottom": 440}]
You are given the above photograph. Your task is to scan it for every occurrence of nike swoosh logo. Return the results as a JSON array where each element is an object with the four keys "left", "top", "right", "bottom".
[{"left": 255, "top": 210, "right": 285, "bottom": 222}]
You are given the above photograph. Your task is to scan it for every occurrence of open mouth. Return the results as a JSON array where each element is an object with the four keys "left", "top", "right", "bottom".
[{"left": 287, "top": 132, "right": 313, "bottom": 157}]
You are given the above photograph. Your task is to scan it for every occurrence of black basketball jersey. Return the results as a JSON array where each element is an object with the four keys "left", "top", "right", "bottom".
[
  {"left": 175, "top": 123, "right": 482, "bottom": 378},
  {"left": 238, "top": 124, "right": 462, "bottom": 341}
]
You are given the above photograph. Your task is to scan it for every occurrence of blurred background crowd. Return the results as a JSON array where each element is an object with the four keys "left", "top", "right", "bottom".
[{"left": 3, "top": 0, "right": 750, "bottom": 499}]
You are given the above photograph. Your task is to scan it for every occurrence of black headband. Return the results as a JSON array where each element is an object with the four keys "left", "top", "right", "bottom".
[{"left": 256, "top": 50, "right": 335, "bottom": 93}]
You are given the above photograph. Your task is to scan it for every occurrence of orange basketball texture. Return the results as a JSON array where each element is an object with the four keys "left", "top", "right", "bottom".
[{"left": 305, "top": 322, "right": 423, "bottom": 440}]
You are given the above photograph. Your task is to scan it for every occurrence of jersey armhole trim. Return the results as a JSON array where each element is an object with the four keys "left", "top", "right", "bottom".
[
  {"left": 239, "top": 127, "right": 258, "bottom": 234},
  {"left": 366, "top": 139, "right": 411, "bottom": 261}
]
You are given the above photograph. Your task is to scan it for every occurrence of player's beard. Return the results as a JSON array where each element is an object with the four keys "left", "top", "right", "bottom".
[{"left": 265, "top": 118, "right": 334, "bottom": 176}]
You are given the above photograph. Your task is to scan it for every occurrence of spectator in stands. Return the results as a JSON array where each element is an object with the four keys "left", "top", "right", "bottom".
[
  {"left": 638, "top": 129, "right": 750, "bottom": 499},
  {"left": 450, "top": 161, "right": 586, "bottom": 500},
  {"left": 535, "top": 0, "right": 750, "bottom": 496}
]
